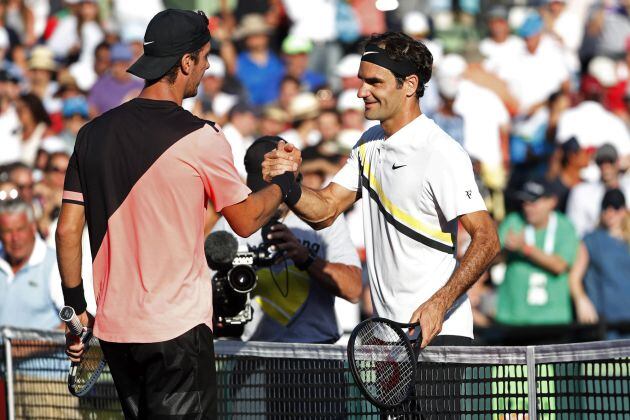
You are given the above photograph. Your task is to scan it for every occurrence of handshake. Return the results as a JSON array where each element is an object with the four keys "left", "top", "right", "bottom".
[{"left": 261, "top": 140, "right": 303, "bottom": 206}]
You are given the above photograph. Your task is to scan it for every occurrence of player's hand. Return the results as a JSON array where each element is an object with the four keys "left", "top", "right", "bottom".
[
  {"left": 65, "top": 311, "right": 94, "bottom": 363},
  {"left": 261, "top": 140, "right": 301, "bottom": 182},
  {"left": 408, "top": 298, "right": 448, "bottom": 349},
  {"left": 266, "top": 223, "right": 310, "bottom": 264}
]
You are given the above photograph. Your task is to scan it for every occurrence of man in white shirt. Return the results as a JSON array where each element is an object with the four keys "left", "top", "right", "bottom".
[
  {"left": 479, "top": 5, "right": 525, "bottom": 74},
  {"left": 567, "top": 144, "right": 630, "bottom": 237},
  {"left": 222, "top": 103, "right": 258, "bottom": 180},
  {"left": 263, "top": 32, "right": 499, "bottom": 347}
]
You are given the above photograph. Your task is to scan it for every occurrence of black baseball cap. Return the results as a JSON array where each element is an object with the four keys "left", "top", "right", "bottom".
[
  {"left": 127, "top": 9, "right": 210, "bottom": 81},
  {"left": 601, "top": 188, "right": 626, "bottom": 210},
  {"left": 244, "top": 136, "right": 283, "bottom": 192},
  {"left": 516, "top": 178, "right": 555, "bottom": 202}
]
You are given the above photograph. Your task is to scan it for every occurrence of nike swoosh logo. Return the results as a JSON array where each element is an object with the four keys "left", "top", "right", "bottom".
[
  {"left": 144, "top": 41, "right": 155, "bottom": 45},
  {"left": 362, "top": 51, "right": 378, "bottom": 56},
  {"left": 392, "top": 163, "right": 407, "bottom": 170}
]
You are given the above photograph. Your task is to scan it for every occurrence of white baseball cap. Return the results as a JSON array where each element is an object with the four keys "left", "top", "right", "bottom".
[
  {"left": 204, "top": 55, "right": 226, "bottom": 78},
  {"left": 436, "top": 54, "right": 467, "bottom": 98},
  {"left": 588, "top": 56, "right": 618, "bottom": 87},
  {"left": 337, "top": 89, "right": 364, "bottom": 112},
  {"left": 336, "top": 54, "right": 361, "bottom": 78}
]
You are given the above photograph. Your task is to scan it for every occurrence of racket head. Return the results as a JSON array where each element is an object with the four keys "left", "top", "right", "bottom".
[
  {"left": 347, "top": 317, "right": 419, "bottom": 409},
  {"left": 68, "top": 333, "right": 106, "bottom": 397}
]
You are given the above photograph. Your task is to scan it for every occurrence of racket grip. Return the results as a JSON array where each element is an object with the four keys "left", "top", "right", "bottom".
[{"left": 59, "top": 306, "right": 84, "bottom": 336}]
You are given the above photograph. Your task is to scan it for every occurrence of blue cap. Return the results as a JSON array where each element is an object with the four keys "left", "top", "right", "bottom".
[
  {"left": 518, "top": 13, "right": 544, "bottom": 38},
  {"left": 110, "top": 43, "right": 133, "bottom": 62},
  {"left": 62, "top": 96, "right": 89, "bottom": 118}
]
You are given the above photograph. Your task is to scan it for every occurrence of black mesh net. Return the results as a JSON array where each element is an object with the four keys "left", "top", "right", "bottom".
[{"left": 0, "top": 330, "right": 629, "bottom": 419}]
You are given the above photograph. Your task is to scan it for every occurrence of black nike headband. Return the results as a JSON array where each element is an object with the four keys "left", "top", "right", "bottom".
[{"left": 360, "top": 43, "right": 417, "bottom": 77}]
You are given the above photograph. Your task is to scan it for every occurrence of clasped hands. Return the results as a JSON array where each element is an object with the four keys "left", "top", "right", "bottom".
[{"left": 261, "top": 140, "right": 302, "bottom": 182}]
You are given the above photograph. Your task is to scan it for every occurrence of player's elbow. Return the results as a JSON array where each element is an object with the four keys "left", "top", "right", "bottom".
[
  {"left": 230, "top": 222, "right": 257, "bottom": 238},
  {"left": 55, "top": 219, "right": 82, "bottom": 245}
]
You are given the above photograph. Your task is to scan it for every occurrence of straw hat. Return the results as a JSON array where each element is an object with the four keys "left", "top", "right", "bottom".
[
  {"left": 234, "top": 14, "right": 271, "bottom": 40},
  {"left": 29, "top": 46, "right": 56, "bottom": 72},
  {"left": 289, "top": 92, "right": 320, "bottom": 121}
]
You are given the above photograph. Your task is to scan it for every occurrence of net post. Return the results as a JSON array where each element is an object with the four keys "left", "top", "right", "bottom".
[
  {"left": 2, "top": 327, "right": 15, "bottom": 420},
  {"left": 526, "top": 345, "right": 537, "bottom": 419}
]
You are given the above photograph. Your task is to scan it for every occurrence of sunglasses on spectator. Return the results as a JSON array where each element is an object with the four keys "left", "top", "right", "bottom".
[{"left": 47, "top": 166, "right": 67, "bottom": 174}]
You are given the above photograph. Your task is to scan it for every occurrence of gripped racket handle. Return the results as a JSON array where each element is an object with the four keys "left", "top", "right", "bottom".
[{"left": 59, "top": 306, "right": 84, "bottom": 336}]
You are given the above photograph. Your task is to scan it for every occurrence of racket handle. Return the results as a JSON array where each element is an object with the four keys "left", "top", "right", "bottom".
[{"left": 59, "top": 306, "right": 84, "bottom": 336}]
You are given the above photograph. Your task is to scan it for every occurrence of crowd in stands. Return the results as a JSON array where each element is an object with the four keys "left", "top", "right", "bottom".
[{"left": 0, "top": 0, "right": 629, "bottom": 344}]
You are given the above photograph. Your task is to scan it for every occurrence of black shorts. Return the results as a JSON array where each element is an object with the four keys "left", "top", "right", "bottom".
[{"left": 99, "top": 324, "right": 217, "bottom": 419}]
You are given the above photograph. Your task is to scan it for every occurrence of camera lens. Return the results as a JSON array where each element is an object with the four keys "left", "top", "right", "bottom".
[{"left": 228, "top": 265, "right": 257, "bottom": 293}]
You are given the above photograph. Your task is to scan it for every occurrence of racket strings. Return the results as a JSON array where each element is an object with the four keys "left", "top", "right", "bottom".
[
  {"left": 73, "top": 337, "right": 104, "bottom": 391},
  {"left": 353, "top": 321, "right": 416, "bottom": 406}
]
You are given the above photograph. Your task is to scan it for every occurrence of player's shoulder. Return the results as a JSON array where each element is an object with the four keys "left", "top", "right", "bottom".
[
  {"left": 424, "top": 119, "right": 470, "bottom": 161},
  {"left": 355, "top": 124, "right": 385, "bottom": 148}
]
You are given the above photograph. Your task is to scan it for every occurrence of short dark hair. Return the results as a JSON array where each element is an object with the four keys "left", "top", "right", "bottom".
[
  {"left": 145, "top": 46, "right": 204, "bottom": 87},
  {"left": 18, "top": 93, "right": 51, "bottom": 126},
  {"left": 362, "top": 32, "right": 433, "bottom": 98}
]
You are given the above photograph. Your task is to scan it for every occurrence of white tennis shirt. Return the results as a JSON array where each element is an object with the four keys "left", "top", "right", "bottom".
[{"left": 333, "top": 115, "right": 487, "bottom": 338}]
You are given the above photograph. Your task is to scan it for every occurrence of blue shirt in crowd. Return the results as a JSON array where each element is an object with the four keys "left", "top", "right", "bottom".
[{"left": 236, "top": 52, "right": 285, "bottom": 105}]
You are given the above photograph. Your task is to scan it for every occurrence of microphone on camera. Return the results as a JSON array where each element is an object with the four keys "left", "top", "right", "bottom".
[{"left": 205, "top": 230, "right": 239, "bottom": 270}]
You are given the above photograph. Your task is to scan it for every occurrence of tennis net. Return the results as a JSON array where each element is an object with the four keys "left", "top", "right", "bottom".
[{"left": 1, "top": 327, "right": 629, "bottom": 419}]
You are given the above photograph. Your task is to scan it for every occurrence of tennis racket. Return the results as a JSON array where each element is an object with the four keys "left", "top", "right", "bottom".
[
  {"left": 347, "top": 317, "right": 422, "bottom": 409},
  {"left": 59, "top": 306, "right": 107, "bottom": 397}
]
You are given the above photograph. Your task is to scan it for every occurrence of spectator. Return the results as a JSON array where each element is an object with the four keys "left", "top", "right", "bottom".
[
  {"left": 566, "top": 144, "right": 630, "bottom": 237},
  {"left": 431, "top": 54, "right": 466, "bottom": 147},
  {"left": 88, "top": 42, "right": 142, "bottom": 116},
  {"left": 496, "top": 13, "right": 570, "bottom": 116},
  {"left": 548, "top": 137, "right": 591, "bottom": 213},
  {"left": 282, "top": 0, "right": 340, "bottom": 83},
  {"left": 234, "top": 14, "right": 284, "bottom": 105},
  {"left": 4, "top": 0, "right": 36, "bottom": 47},
  {"left": 33, "top": 151, "right": 68, "bottom": 237},
  {"left": 586, "top": 0, "right": 630, "bottom": 58},
  {"left": 223, "top": 103, "right": 258, "bottom": 179},
  {"left": 259, "top": 105, "right": 289, "bottom": 137},
  {"left": 0, "top": 199, "right": 61, "bottom": 329},
  {"left": 556, "top": 76, "right": 630, "bottom": 180},
  {"left": 335, "top": 54, "right": 362, "bottom": 91},
  {"left": 15, "top": 92, "right": 51, "bottom": 166},
  {"left": 275, "top": 75, "right": 300, "bottom": 113},
  {"left": 438, "top": 53, "right": 510, "bottom": 219},
  {"left": 7, "top": 162, "right": 34, "bottom": 205},
  {"left": 542, "top": 0, "right": 582, "bottom": 76},
  {"left": 59, "top": 96, "right": 89, "bottom": 153},
  {"left": 497, "top": 178, "right": 579, "bottom": 326},
  {"left": 479, "top": 5, "right": 525, "bottom": 73},
  {"left": 281, "top": 91, "right": 321, "bottom": 148},
  {"left": 281, "top": 35, "right": 326, "bottom": 92},
  {"left": 212, "top": 136, "right": 362, "bottom": 343},
  {"left": 192, "top": 54, "right": 238, "bottom": 125},
  {"left": 570, "top": 189, "right": 630, "bottom": 339},
  {"left": 337, "top": 89, "right": 366, "bottom": 131},
  {"left": 27, "top": 46, "right": 59, "bottom": 112},
  {"left": 317, "top": 109, "right": 342, "bottom": 145},
  {"left": 0, "top": 70, "right": 22, "bottom": 165}
]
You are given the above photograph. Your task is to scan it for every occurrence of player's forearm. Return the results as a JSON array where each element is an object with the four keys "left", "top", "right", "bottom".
[
  {"left": 307, "top": 259, "right": 362, "bottom": 303},
  {"left": 224, "top": 185, "right": 283, "bottom": 237},
  {"left": 433, "top": 226, "right": 500, "bottom": 310},
  {"left": 56, "top": 217, "right": 84, "bottom": 288},
  {"left": 291, "top": 186, "right": 340, "bottom": 230}
]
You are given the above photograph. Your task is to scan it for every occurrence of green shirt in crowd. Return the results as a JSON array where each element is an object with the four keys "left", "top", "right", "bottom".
[{"left": 496, "top": 211, "right": 578, "bottom": 325}]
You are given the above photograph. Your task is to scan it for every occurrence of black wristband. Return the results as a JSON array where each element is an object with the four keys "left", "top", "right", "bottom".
[
  {"left": 270, "top": 172, "right": 302, "bottom": 207},
  {"left": 62, "top": 283, "right": 87, "bottom": 315},
  {"left": 295, "top": 253, "right": 315, "bottom": 271}
]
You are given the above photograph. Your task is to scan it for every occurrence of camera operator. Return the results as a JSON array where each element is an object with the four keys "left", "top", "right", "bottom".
[{"left": 212, "top": 136, "right": 362, "bottom": 344}]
